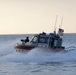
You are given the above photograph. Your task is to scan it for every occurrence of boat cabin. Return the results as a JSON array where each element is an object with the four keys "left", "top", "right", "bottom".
[{"left": 30, "top": 32, "right": 63, "bottom": 49}]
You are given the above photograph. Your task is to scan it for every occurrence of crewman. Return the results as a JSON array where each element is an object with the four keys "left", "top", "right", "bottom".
[
  {"left": 21, "top": 36, "right": 29, "bottom": 45},
  {"left": 25, "top": 37, "right": 29, "bottom": 43}
]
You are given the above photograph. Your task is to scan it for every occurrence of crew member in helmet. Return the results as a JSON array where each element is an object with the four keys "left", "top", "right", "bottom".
[
  {"left": 25, "top": 37, "right": 29, "bottom": 43},
  {"left": 21, "top": 36, "right": 29, "bottom": 45}
]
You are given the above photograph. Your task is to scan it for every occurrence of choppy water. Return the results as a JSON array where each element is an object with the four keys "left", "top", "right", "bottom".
[{"left": 0, "top": 34, "right": 76, "bottom": 75}]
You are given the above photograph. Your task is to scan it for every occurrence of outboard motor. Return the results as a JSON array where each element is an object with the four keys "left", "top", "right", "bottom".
[
  {"left": 54, "top": 39, "right": 57, "bottom": 47},
  {"left": 54, "top": 37, "right": 62, "bottom": 48},
  {"left": 57, "top": 38, "right": 62, "bottom": 47}
]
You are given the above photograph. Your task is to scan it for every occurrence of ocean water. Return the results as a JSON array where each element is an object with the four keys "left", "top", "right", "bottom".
[{"left": 0, "top": 34, "right": 76, "bottom": 75}]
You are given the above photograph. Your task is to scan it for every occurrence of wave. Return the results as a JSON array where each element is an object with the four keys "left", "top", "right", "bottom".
[{"left": 0, "top": 46, "right": 76, "bottom": 62}]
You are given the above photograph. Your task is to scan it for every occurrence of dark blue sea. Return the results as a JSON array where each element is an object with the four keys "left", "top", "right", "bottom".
[{"left": 0, "top": 34, "right": 76, "bottom": 75}]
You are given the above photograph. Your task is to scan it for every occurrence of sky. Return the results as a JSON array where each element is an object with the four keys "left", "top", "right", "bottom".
[{"left": 0, "top": 0, "right": 76, "bottom": 34}]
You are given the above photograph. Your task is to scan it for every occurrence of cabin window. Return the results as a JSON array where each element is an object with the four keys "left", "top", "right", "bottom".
[
  {"left": 38, "top": 37, "right": 48, "bottom": 44},
  {"left": 31, "top": 36, "right": 38, "bottom": 43}
]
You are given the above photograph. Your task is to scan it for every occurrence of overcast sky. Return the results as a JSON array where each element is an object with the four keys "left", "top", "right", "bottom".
[{"left": 0, "top": 0, "right": 76, "bottom": 34}]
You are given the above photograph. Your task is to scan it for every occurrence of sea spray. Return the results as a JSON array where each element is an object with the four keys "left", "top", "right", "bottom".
[
  {"left": 0, "top": 38, "right": 20, "bottom": 57},
  {"left": 0, "top": 47, "right": 76, "bottom": 62}
]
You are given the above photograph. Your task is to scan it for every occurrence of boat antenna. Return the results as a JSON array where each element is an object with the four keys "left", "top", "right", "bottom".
[
  {"left": 54, "top": 15, "right": 58, "bottom": 34},
  {"left": 59, "top": 17, "right": 63, "bottom": 28},
  {"left": 57, "top": 17, "right": 64, "bottom": 36}
]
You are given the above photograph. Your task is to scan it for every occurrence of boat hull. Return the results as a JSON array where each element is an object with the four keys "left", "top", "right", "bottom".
[
  {"left": 14, "top": 44, "right": 36, "bottom": 51},
  {"left": 14, "top": 43, "right": 65, "bottom": 52}
]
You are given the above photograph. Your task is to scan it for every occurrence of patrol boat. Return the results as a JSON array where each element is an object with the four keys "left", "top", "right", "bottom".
[{"left": 14, "top": 28, "right": 65, "bottom": 52}]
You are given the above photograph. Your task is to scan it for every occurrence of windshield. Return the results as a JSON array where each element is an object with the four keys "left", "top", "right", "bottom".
[
  {"left": 38, "top": 36, "right": 48, "bottom": 44},
  {"left": 31, "top": 36, "right": 38, "bottom": 43}
]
